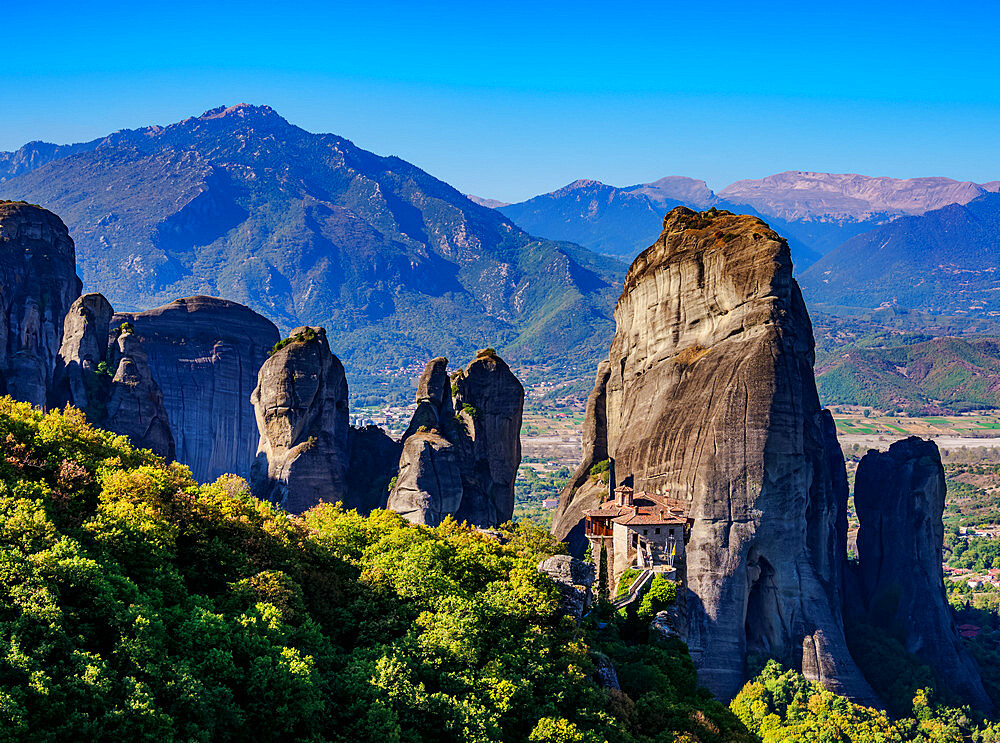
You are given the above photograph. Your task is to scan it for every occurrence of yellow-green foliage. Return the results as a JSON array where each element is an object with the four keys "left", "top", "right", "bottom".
[
  {"left": 731, "top": 661, "right": 996, "bottom": 743},
  {"left": 0, "top": 397, "right": 751, "bottom": 742}
]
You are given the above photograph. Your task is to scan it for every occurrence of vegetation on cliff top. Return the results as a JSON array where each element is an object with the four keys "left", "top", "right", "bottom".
[{"left": 0, "top": 397, "right": 749, "bottom": 742}]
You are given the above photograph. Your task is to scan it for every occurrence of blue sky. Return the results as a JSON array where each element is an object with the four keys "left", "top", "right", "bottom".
[{"left": 3, "top": 0, "right": 999, "bottom": 202}]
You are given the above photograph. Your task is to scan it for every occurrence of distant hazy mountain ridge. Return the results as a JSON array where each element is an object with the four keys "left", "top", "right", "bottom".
[
  {"left": 800, "top": 193, "right": 1000, "bottom": 314},
  {"left": 496, "top": 170, "right": 998, "bottom": 265},
  {"left": 719, "top": 171, "right": 989, "bottom": 221}
]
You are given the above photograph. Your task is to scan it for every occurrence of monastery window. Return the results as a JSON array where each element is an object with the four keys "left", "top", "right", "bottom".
[
  {"left": 655, "top": 528, "right": 660, "bottom": 534},
  {"left": 643, "top": 529, "right": 648, "bottom": 535}
]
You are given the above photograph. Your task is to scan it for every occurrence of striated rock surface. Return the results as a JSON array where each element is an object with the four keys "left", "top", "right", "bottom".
[
  {"left": 557, "top": 207, "right": 875, "bottom": 703},
  {"left": 115, "top": 296, "right": 279, "bottom": 482},
  {"left": 388, "top": 430, "right": 464, "bottom": 525},
  {"left": 452, "top": 350, "right": 524, "bottom": 526},
  {"left": 104, "top": 330, "right": 175, "bottom": 459},
  {"left": 551, "top": 360, "right": 611, "bottom": 556},
  {"left": 51, "top": 293, "right": 113, "bottom": 417},
  {"left": 0, "top": 202, "right": 81, "bottom": 406},
  {"left": 854, "top": 437, "right": 991, "bottom": 710},
  {"left": 389, "top": 352, "right": 524, "bottom": 528},
  {"left": 250, "top": 327, "right": 350, "bottom": 514}
]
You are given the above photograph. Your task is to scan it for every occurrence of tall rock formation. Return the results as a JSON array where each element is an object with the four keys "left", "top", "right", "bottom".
[
  {"left": 389, "top": 351, "right": 524, "bottom": 528},
  {"left": 452, "top": 350, "right": 524, "bottom": 526},
  {"left": 553, "top": 207, "right": 875, "bottom": 704},
  {"left": 388, "top": 357, "right": 465, "bottom": 526},
  {"left": 0, "top": 201, "right": 81, "bottom": 406},
  {"left": 104, "top": 329, "right": 175, "bottom": 459},
  {"left": 115, "top": 297, "right": 280, "bottom": 482},
  {"left": 250, "top": 327, "right": 350, "bottom": 514},
  {"left": 854, "top": 437, "right": 991, "bottom": 711},
  {"left": 551, "top": 360, "right": 611, "bottom": 556},
  {"left": 51, "top": 293, "right": 114, "bottom": 418}
]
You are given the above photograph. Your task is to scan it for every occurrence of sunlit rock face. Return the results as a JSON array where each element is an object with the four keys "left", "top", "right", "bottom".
[
  {"left": 104, "top": 329, "right": 175, "bottom": 460},
  {"left": 0, "top": 201, "right": 81, "bottom": 406},
  {"left": 855, "top": 437, "right": 992, "bottom": 712},
  {"left": 51, "top": 293, "right": 114, "bottom": 419},
  {"left": 250, "top": 327, "right": 350, "bottom": 514},
  {"left": 389, "top": 352, "right": 524, "bottom": 528},
  {"left": 555, "top": 207, "right": 876, "bottom": 704}
]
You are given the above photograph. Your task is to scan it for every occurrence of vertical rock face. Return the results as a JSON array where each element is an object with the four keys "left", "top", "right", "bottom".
[
  {"left": 0, "top": 202, "right": 81, "bottom": 406},
  {"left": 250, "top": 327, "right": 350, "bottom": 514},
  {"left": 452, "top": 350, "right": 524, "bottom": 526},
  {"left": 114, "top": 297, "right": 280, "bottom": 482},
  {"left": 854, "top": 437, "right": 991, "bottom": 710},
  {"left": 556, "top": 207, "right": 874, "bottom": 703},
  {"left": 388, "top": 357, "right": 465, "bottom": 525},
  {"left": 389, "top": 352, "right": 524, "bottom": 528},
  {"left": 551, "top": 360, "right": 611, "bottom": 556},
  {"left": 51, "top": 293, "right": 114, "bottom": 417},
  {"left": 104, "top": 330, "right": 176, "bottom": 460},
  {"left": 389, "top": 431, "right": 464, "bottom": 525}
]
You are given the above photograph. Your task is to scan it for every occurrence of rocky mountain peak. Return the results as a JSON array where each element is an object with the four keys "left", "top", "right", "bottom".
[
  {"left": 0, "top": 201, "right": 81, "bottom": 407},
  {"left": 622, "top": 206, "right": 782, "bottom": 296},
  {"left": 199, "top": 103, "right": 281, "bottom": 121}
]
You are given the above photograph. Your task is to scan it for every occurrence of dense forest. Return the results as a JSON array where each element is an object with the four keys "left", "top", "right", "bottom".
[{"left": 0, "top": 397, "right": 748, "bottom": 742}]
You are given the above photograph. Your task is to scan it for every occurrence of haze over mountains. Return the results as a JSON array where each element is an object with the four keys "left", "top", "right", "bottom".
[
  {"left": 494, "top": 171, "right": 999, "bottom": 269},
  {"left": 0, "top": 104, "right": 623, "bottom": 384}
]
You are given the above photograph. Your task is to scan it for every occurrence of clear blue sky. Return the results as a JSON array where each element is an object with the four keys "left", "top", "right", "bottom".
[{"left": 4, "top": 0, "right": 999, "bottom": 202}]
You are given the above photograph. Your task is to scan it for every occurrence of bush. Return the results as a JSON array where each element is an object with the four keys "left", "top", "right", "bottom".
[
  {"left": 270, "top": 327, "right": 318, "bottom": 356},
  {"left": 588, "top": 459, "right": 610, "bottom": 485},
  {"left": 636, "top": 575, "right": 677, "bottom": 619}
]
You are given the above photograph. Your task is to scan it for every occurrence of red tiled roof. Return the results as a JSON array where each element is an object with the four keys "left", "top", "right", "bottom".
[{"left": 584, "top": 491, "right": 688, "bottom": 526}]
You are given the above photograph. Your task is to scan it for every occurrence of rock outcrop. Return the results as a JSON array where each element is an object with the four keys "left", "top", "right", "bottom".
[
  {"left": 388, "top": 352, "right": 524, "bottom": 528},
  {"left": 537, "top": 554, "right": 595, "bottom": 622},
  {"left": 551, "top": 360, "right": 611, "bottom": 556},
  {"left": 0, "top": 202, "right": 81, "bottom": 406},
  {"left": 52, "top": 293, "right": 174, "bottom": 459},
  {"left": 250, "top": 327, "right": 350, "bottom": 514},
  {"left": 115, "top": 297, "right": 280, "bottom": 482},
  {"left": 51, "top": 293, "right": 114, "bottom": 418},
  {"left": 452, "top": 350, "right": 524, "bottom": 526},
  {"left": 389, "top": 430, "right": 464, "bottom": 525},
  {"left": 104, "top": 329, "right": 175, "bottom": 459},
  {"left": 854, "top": 437, "right": 991, "bottom": 710},
  {"left": 553, "top": 207, "right": 875, "bottom": 704}
]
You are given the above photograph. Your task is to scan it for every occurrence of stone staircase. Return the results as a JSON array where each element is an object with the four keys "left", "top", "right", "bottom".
[{"left": 612, "top": 569, "right": 653, "bottom": 609}]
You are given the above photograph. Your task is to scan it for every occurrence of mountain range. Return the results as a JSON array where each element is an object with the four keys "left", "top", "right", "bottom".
[
  {"left": 0, "top": 104, "right": 623, "bottom": 389},
  {"left": 492, "top": 171, "right": 999, "bottom": 268},
  {"left": 4, "top": 105, "right": 1000, "bottom": 392},
  {"left": 800, "top": 192, "right": 1000, "bottom": 315}
]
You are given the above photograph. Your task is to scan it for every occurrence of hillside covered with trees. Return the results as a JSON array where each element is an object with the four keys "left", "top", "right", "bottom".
[{"left": 0, "top": 396, "right": 748, "bottom": 742}]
